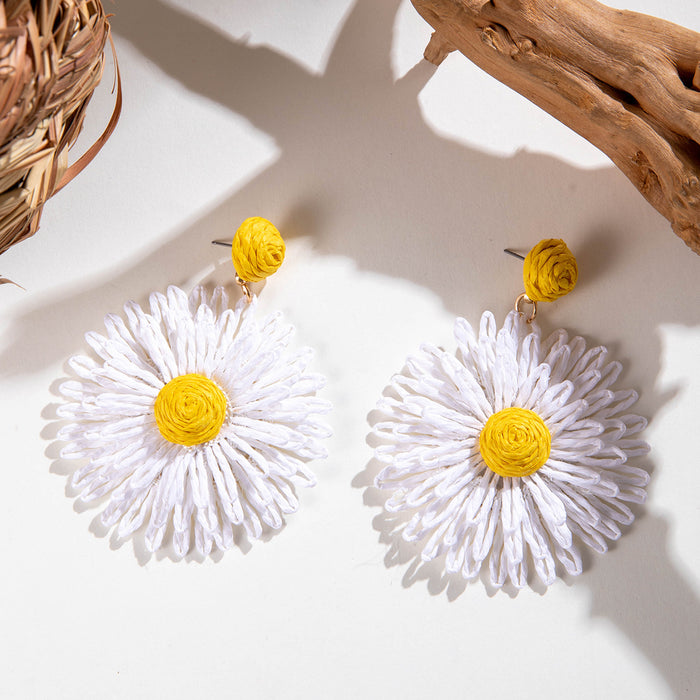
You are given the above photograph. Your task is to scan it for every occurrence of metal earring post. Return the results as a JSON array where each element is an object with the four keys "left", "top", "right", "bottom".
[
  {"left": 503, "top": 248, "right": 526, "bottom": 261},
  {"left": 505, "top": 248, "right": 537, "bottom": 323}
]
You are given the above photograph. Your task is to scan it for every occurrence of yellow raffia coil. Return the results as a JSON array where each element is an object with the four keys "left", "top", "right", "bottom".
[
  {"left": 154, "top": 374, "right": 227, "bottom": 446},
  {"left": 479, "top": 407, "right": 551, "bottom": 478},
  {"left": 231, "top": 216, "right": 285, "bottom": 283},
  {"left": 523, "top": 238, "right": 578, "bottom": 302}
]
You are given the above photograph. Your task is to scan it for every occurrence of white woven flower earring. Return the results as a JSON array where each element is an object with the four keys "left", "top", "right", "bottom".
[
  {"left": 370, "top": 239, "right": 650, "bottom": 589},
  {"left": 57, "top": 217, "right": 331, "bottom": 558}
]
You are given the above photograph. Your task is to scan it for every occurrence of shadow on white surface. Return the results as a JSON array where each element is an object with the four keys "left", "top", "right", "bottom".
[{"left": 1, "top": 0, "right": 698, "bottom": 695}]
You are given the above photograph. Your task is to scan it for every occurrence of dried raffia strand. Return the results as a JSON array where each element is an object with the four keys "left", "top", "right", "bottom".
[
  {"left": 523, "top": 238, "right": 578, "bottom": 303},
  {"left": 154, "top": 374, "right": 227, "bottom": 446},
  {"left": 0, "top": 0, "right": 116, "bottom": 261},
  {"left": 479, "top": 407, "right": 551, "bottom": 478},
  {"left": 231, "top": 217, "right": 286, "bottom": 283}
]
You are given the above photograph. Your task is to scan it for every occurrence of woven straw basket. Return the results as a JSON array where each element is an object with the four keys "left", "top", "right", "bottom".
[{"left": 0, "top": 0, "right": 117, "bottom": 264}]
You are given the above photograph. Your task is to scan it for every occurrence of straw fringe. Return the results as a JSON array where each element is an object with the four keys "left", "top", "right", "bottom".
[{"left": 0, "top": 0, "right": 113, "bottom": 263}]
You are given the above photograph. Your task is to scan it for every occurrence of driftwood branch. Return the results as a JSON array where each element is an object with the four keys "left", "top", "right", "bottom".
[{"left": 412, "top": 0, "right": 700, "bottom": 254}]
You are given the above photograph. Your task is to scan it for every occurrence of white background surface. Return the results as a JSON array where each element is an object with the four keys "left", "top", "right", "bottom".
[{"left": 1, "top": 1, "right": 700, "bottom": 698}]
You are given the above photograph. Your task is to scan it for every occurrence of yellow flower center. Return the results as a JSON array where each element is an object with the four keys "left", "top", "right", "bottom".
[
  {"left": 479, "top": 407, "right": 551, "bottom": 478},
  {"left": 154, "top": 373, "right": 227, "bottom": 446}
]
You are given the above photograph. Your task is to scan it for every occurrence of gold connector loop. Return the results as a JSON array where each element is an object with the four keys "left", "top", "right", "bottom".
[{"left": 515, "top": 293, "right": 537, "bottom": 324}]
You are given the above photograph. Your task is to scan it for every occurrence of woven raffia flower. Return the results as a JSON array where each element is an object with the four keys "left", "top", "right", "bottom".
[
  {"left": 57, "top": 285, "right": 331, "bottom": 558},
  {"left": 371, "top": 311, "right": 649, "bottom": 589}
]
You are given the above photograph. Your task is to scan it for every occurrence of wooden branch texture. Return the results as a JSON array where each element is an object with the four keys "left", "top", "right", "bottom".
[{"left": 412, "top": 0, "right": 700, "bottom": 254}]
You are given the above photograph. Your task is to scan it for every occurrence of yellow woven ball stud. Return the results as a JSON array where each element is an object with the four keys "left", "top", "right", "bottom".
[
  {"left": 231, "top": 216, "right": 286, "bottom": 283},
  {"left": 508, "top": 238, "right": 578, "bottom": 323},
  {"left": 523, "top": 238, "right": 578, "bottom": 303}
]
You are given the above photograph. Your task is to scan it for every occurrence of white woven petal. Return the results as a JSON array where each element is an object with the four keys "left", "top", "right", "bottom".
[
  {"left": 370, "top": 310, "right": 649, "bottom": 589},
  {"left": 56, "top": 285, "right": 330, "bottom": 558}
]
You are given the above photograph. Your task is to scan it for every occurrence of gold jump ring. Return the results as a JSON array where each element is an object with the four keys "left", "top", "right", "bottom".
[{"left": 515, "top": 293, "right": 537, "bottom": 324}]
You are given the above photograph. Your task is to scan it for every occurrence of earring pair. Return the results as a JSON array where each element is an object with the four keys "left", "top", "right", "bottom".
[{"left": 56, "top": 228, "right": 649, "bottom": 589}]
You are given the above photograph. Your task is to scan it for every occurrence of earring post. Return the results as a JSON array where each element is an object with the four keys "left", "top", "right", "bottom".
[
  {"left": 211, "top": 240, "right": 232, "bottom": 247},
  {"left": 503, "top": 248, "right": 526, "bottom": 261}
]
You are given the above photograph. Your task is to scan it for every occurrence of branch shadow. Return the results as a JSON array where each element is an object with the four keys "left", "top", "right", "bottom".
[
  {"left": 1, "top": 0, "right": 696, "bottom": 694},
  {"left": 584, "top": 513, "right": 700, "bottom": 696}
]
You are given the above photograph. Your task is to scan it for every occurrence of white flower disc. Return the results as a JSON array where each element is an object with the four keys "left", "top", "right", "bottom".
[
  {"left": 371, "top": 311, "right": 650, "bottom": 589},
  {"left": 57, "top": 285, "right": 331, "bottom": 558}
]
